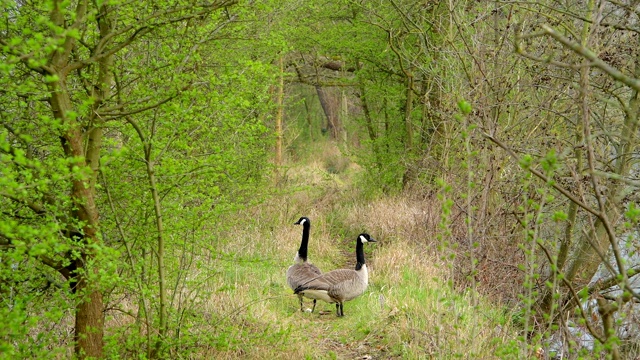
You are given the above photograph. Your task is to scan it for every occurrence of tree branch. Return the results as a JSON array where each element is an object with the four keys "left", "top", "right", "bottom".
[
  {"left": 540, "top": 24, "right": 640, "bottom": 91},
  {"left": 483, "top": 133, "right": 601, "bottom": 218},
  {"left": 0, "top": 38, "right": 54, "bottom": 75},
  {"left": 537, "top": 240, "right": 606, "bottom": 344},
  {"left": 99, "top": 84, "right": 191, "bottom": 120},
  {"left": 0, "top": 192, "right": 47, "bottom": 215}
]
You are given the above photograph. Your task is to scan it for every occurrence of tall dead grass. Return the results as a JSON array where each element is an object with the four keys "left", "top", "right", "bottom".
[{"left": 344, "top": 195, "right": 440, "bottom": 245}]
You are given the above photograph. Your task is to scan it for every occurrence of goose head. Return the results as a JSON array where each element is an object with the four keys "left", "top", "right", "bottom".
[{"left": 358, "top": 233, "right": 376, "bottom": 244}]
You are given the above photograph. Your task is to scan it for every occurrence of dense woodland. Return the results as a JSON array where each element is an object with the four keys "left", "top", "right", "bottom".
[{"left": 1, "top": 0, "right": 640, "bottom": 359}]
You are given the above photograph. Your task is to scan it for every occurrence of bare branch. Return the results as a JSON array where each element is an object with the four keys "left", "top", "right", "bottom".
[
  {"left": 589, "top": 265, "right": 640, "bottom": 295},
  {"left": 483, "top": 133, "right": 601, "bottom": 218},
  {"left": 504, "top": 0, "right": 640, "bottom": 33},
  {"left": 606, "top": 0, "right": 640, "bottom": 18},
  {"left": 537, "top": 240, "right": 606, "bottom": 344},
  {"left": 540, "top": 24, "right": 640, "bottom": 91},
  {"left": 590, "top": 170, "right": 640, "bottom": 187}
]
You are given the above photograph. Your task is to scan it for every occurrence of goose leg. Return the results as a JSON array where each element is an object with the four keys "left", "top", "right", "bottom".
[
  {"left": 335, "top": 303, "right": 340, "bottom": 316},
  {"left": 339, "top": 303, "right": 344, "bottom": 317},
  {"left": 311, "top": 299, "right": 317, "bottom": 313},
  {"left": 298, "top": 294, "right": 304, "bottom": 312}
]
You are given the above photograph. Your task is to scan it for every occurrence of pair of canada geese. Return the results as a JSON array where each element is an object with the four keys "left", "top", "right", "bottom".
[{"left": 286, "top": 216, "right": 376, "bottom": 317}]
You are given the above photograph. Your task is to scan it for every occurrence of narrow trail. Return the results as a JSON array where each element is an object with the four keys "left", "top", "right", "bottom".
[{"left": 299, "top": 146, "right": 365, "bottom": 271}]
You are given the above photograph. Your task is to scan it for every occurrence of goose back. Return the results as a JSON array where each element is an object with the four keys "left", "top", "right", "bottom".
[
  {"left": 286, "top": 262, "right": 321, "bottom": 291},
  {"left": 296, "top": 266, "right": 368, "bottom": 303}
]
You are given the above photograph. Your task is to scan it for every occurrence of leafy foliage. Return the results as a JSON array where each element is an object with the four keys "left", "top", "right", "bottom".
[
  {"left": 1, "top": 0, "right": 276, "bottom": 357},
  {"left": 3, "top": 0, "right": 640, "bottom": 358}
]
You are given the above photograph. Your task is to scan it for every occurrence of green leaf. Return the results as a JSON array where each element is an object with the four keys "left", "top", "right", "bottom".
[
  {"left": 552, "top": 211, "right": 568, "bottom": 221},
  {"left": 519, "top": 154, "right": 533, "bottom": 169},
  {"left": 457, "top": 99, "right": 472, "bottom": 115}
]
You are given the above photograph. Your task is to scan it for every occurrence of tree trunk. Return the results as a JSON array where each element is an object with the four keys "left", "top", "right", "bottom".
[
  {"left": 148, "top": 159, "right": 167, "bottom": 358},
  {"left": 402, "top": 73, "right": 415, "bottom": 187},
  {"left": 341, "top": 90, "right": 348, "bottom": 144},
  {"left": 356, "top": 62, "right": 377, "bottom": 143},
  {"left": 355, "top": 64, "right": 384, "bottom": 171},
  {"left": 315, "top": 85, "right": 341, "bottom": 139},
  {"left": 404, "top": 74, "right": 414, "bottom": 151},
  {"left": 46, "top": 2, "right": 108, "bottom": 357},
  {"left": 51, "top": 81, "right": 105, "bottom": 358},
  {"left": 563, "top": 12, "right": 640, "bottom": 288},
  {"left": 74, "top": 277, "right": 105, "bottom": 358},
  {"left": 275, "top": 56, "right": 284, "bottom": 168},
  {"left": 303, "top": 95, "right": 314, "bottom": 141}
]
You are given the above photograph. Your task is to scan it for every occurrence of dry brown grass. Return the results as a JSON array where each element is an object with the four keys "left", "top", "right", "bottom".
[
  {"left": 344, "top": 194, "right": 440, "bottom": 244},
  {"left": 340, "top": 186, "right": 525, "bottom": 308}
]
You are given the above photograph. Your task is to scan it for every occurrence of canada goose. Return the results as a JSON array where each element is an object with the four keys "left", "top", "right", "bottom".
[
  {"left": 286, "top": 217, "right": 322, "bottom": 312},
  {"left": 294, "top": 233, "right": 376, "bottom": 317}
]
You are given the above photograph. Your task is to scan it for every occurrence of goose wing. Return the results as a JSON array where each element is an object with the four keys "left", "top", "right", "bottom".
[
  {"left": 294, "top": 269, "right": 355, "bottom": 292},
  {"left": 286, "top": 262, "right": 322, "bottom": 290}
]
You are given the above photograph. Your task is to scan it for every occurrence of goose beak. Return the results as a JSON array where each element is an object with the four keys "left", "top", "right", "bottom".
[{"left": 368, "top": 238, "right": 377, "bottom": 243}]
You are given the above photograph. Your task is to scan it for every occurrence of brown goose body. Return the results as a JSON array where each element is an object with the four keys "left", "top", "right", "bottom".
[{"left": 295, "top": 233, "right": 376, "bottom": 317}]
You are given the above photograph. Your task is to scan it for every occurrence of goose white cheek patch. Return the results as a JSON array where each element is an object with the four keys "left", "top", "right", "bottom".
[
  {"left": 299, "top": 219, "right": 307, "bottom": 225},
  {"left": 359, "top": 235, "right": 367, "bottom": 243}
]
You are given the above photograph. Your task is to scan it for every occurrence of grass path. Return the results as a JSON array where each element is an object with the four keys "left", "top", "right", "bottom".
[{"left": 201, "top": 144, "right": 519, "bottom": 359}]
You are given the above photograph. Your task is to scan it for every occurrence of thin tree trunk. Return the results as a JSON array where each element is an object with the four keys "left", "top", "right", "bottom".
[
  {"left": 355, "top": 63, "right": 383, "bottom": 171},
  {"left": 563, "top": 2, "right": 639, "bottom": 287},
  {"left": 341, "top": 90, "right": 348, "bottom": 144},
  {"left": 356, "top": 62, "right": 377, "bottom": 143},
  {"left": 384, "top": 97, "right": 390, "bottom": 153},
  {"left": 102, "top": 169, "right": 152, "bottom": 358},
  {"left": 404, "top": 74, "right": 414, "bottom": 151},
  {"left": 125, "top": 114, "right": 168, "bottom": 358},
  {"left": 275, "top": 56, "right": 284, "bottom": 168},
  {"left": 303, "top": 96, "right": 314, "bottom": 141},
  {"left": 148, "top": 158, "right": 167, "bottom": 358},
  {"left": 47, "top": 2, "right": 105, "bottom": 356},
  {"left": 537, "top": 0, "right": 590, "bottom": 317},
  {"left": 402, "top": 73, "right": 415, "bottom": 187}
]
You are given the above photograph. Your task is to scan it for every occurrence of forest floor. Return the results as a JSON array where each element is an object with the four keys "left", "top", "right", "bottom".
[{"left": 198, "top": 142, "right": 521, "bottom": 359}]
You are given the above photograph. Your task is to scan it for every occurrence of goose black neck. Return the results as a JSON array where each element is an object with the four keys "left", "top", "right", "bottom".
[
  {"left": 355, "top": 240, "right": 365, "bottom": 270},
  {"left": 298, "top": 221, "right": 311, "bottom": 261}
]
